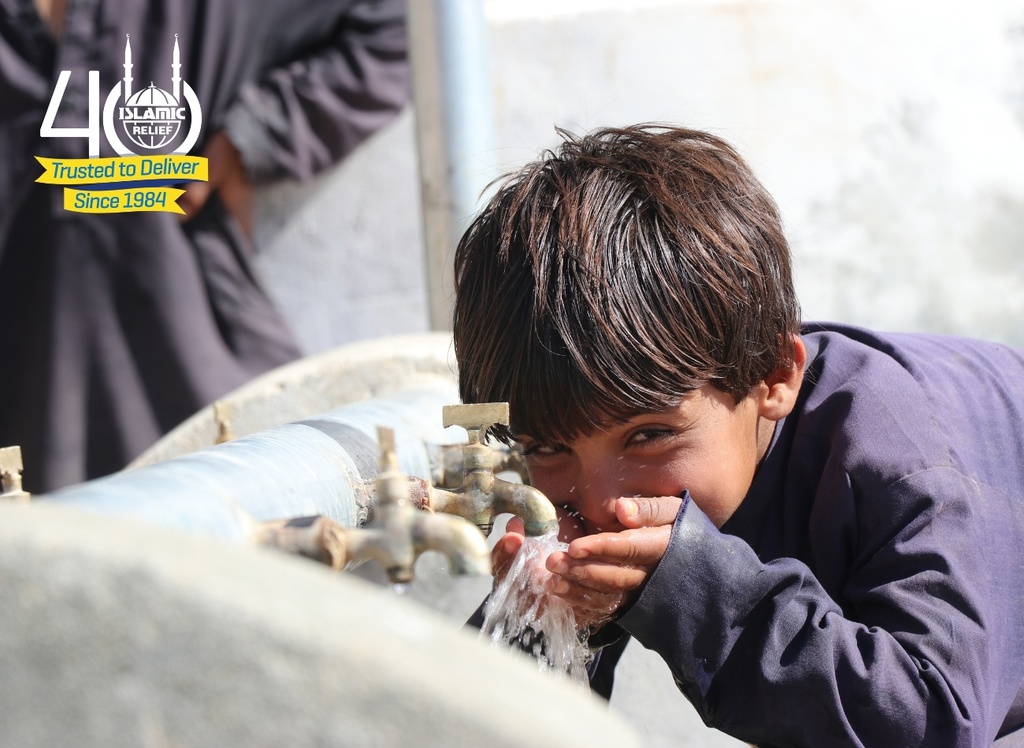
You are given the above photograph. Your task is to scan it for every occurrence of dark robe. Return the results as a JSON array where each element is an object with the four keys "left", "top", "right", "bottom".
[
  {"left": 0, "top": 0, "right": 409, "bottom": 491},
  {"left": 469, "top": 324, "right": 1024, "bottom": 745},
  {"left": 614, "top": 324, "right": 1024, "bottom": 746}
]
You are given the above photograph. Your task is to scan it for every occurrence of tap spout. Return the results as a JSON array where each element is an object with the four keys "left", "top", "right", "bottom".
[
  {"left": 256, "top": 503, "right": 491, "bottom": 584},
  {"left": 412, "top": 510, "right": 492, "bottom": 576},
  {"left": 255, "top": 426, "right": 490, "bottom": 584},
  {"left": 426, "top": 402, "right": 559, "bottom": 538},
  {"left": 490, "top": 481, "right": 558, "bottom": 537},
  {"left": 424, "top": 481, "right": 557, "bottom": 537}
]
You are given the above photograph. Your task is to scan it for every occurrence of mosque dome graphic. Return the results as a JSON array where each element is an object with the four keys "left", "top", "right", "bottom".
[
  {"left": 115, "top": 35, "right": 190, "bottom": 151},
  {"left": 121, "top": 84, "right": 183, "bottom": 149}
]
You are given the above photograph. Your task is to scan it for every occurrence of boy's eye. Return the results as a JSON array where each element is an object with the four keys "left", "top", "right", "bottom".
[
  {"left": 627, "top": 428, "right": 675, "bottom": 446},
  {"left": 521, "top": 442, "right": 569, "bottom": 458}
]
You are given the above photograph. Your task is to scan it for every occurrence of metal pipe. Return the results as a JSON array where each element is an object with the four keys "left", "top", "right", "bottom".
[
  {"left": 40, "top": 386, "right": 460, "bottom": 543},
  {"left": 437, "top": 0, "right": 496, "bottom": 230},
  {"left": 408, "top": 0, "right": 497, "bottom": 331}
]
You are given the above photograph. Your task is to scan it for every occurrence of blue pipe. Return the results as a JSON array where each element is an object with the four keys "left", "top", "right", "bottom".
[{"left": 42, "top": 386, "right": 459, "bottom": 542}]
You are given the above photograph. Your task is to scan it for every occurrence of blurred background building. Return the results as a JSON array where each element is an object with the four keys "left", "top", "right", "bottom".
[{"left": 256, "top": 0, "right": 1024, "bottom": 355}]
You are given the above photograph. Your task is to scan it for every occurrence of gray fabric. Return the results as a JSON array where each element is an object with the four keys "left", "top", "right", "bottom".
[{"left": 0, "top": 0, "right": 409, "bottom": 491}]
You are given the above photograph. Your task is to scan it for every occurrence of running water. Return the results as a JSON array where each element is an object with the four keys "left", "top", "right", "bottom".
[{"left": 480, "top": 532, "right": 592, "bottom": 687}]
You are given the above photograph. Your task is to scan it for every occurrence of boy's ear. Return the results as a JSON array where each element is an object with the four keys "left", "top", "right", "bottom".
[{"left": 758, "top": 334, "right": 806, "bottom": 421}]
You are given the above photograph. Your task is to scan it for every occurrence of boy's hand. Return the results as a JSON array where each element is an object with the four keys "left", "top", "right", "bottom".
[
  {"left": 490, "top": 504, "right": 586, "bottom": 582},
  {"left": 546, "top": 496, "right": 682, "bottom": 630}
]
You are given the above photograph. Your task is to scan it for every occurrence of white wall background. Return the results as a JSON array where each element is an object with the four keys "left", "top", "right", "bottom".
[
  {"left": 252, "top": 2, "right": 1024, "bottom": 745},
  {"left": 257, "top": 0, "right": 1024, "bottom": 354}
]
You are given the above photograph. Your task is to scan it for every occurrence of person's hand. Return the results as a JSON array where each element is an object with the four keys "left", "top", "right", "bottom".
[
  {"left": 545, "top": 495, "right": 682, "bottom": 630},
  {"left": 490, "top": 504, "right": 586, "bottom": 583},
  {"left": 179, "top": 131, "right": 254, "bottom": 237}
]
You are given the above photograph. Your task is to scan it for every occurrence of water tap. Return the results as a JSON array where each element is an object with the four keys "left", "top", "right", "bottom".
[
  {"left": 425, "top": 403, "right": 558, "bottom": 537},
  {"left": 0, "top": 446, "right": 31, "bottom": 503},
  {"left": 256, "top": 427, "right": 491, "bottom": 584},
  {"left": 212, "top": 400, "right": 236, "bottom": 444}
]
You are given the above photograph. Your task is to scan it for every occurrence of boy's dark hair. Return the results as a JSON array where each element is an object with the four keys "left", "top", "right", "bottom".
[{"left": 453, "top": 124, "right": 801, "bottom": 445}]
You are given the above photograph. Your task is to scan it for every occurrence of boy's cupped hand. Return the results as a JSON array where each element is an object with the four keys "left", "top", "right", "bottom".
[{"left": 493, "top": 496, "right": 682, "bottom": 631}]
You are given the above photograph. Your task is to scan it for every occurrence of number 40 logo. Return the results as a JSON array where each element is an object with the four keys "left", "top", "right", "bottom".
[{"left": 40, "top": 34, "right": 202, "bottom": 158}]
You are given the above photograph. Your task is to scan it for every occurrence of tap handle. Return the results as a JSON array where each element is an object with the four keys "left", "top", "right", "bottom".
[
  {"left": 377, "top": 426, "right": 399, "bottom": 472},
  {"left": 442, "top": 402, "right": 510, "bottom": 445},
  {"left": 213, "top": 400, "right": 235, "bottom": 444},
  {"left": 0, "top": 445, "right": 31, "bottom": 502}
]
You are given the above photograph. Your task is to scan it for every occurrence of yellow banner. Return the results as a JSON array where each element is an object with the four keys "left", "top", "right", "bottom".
[
  {"left": 37, "top": 155, "right": 208, "bottom": 185},
  {"left": 64, "top": 187, "right": 186, "bottom": 214}
]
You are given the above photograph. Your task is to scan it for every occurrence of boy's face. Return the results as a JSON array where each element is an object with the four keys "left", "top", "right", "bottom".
[{"left": 518, "top": 383, "right": 779, "bottom": 531}]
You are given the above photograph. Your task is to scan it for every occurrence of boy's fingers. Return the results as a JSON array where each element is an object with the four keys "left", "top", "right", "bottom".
[
  {"left": 568, "top": 525, "right": 673, "bottom": 565},
  {"left": 617, "top": 495, "right": 683, "bottom": 529},
  {"left": 556, "top": 583, "right": 628, "bottom": 626},
  {"left": 550, "top": 559, "right": 648, "bottom": 594},
  {"left": 494, "top": 531, "right": 523, "bottom": 561},
  {"left": 492, "top": 531, "right": 524, "bottom": 579}
]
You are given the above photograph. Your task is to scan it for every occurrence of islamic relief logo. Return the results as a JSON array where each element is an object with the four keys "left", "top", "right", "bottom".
[
  {"left": 121, "top": 85, "right": 184, "bottom": 150},
  {"left": 106, "top": 34, "right": 202, "bottom": 155},
  {"left": 36, "top": 33, "right": 208, "bottom": 214}
]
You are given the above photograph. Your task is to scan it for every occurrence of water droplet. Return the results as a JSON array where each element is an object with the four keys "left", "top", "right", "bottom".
[{"left": 391, "top": 583, "right": 410, "bottom": 596}]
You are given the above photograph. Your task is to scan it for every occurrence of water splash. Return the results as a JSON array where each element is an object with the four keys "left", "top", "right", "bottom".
[{"left": 480, "top": 533, "right": 592, "bottom": 687}]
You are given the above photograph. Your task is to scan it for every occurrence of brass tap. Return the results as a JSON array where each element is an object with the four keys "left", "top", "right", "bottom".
[
  {"left": 432, "top": 441, "right": 529, "bottom": 488},
  {"left": 213, "top": 400, "right": 236, "bottom": 444},
  {"left": 426, "top": 403, "right": 558, "bottom": 537},
  {"left": 0, "top": 446, "right": 31, "bottom": 503},
  {"left": 256, "top": 427, "right": 491, "bottom": 584}
]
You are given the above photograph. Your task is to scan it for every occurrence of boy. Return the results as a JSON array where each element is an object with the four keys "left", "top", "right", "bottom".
[{"left": 454, "top": 125, "right": 1024, "bottom": 746}]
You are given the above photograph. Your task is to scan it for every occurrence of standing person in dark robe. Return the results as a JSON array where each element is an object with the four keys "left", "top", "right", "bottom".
[{"left": 0, "top": 0, "right": 410, "bottom": 492}]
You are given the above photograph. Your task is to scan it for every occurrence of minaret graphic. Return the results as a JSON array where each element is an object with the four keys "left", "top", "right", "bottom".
[
  {"left": 108, "top": 32, "right": 200, "bottom": 154},
  {"left": 171, "top": 35, "right": 181, "bottom": 102},
  {"left": 119, "top": 34, "right": 181, "bottom": 150},
  {"left": 122, "top": 34, "right": 133, "bottom": 99}
]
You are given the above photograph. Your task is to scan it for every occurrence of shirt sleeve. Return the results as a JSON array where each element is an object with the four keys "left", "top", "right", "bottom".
[
  {"left": 221, "top": 0, "right": 409, "bottom": 182},
  {"left": 617, "top": 478, "right": 1019, "bottom": 748}
]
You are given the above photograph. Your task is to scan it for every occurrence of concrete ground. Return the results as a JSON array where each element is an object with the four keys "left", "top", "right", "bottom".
[{"left": 0, "top": 503, "right": 643, "bottom": 748}]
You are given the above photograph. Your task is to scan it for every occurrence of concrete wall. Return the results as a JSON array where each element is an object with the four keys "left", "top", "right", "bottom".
[
  {"left": 255, "top": 0, "right": 1024, "bottom": 353},
  {"left": 253, "top": 110, "right": 431, "bottom": 354}
]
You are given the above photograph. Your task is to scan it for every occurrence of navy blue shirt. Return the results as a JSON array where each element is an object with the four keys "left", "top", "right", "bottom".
[{"left": 616, "top": 323, "right": 1024, "bottom": 747}]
